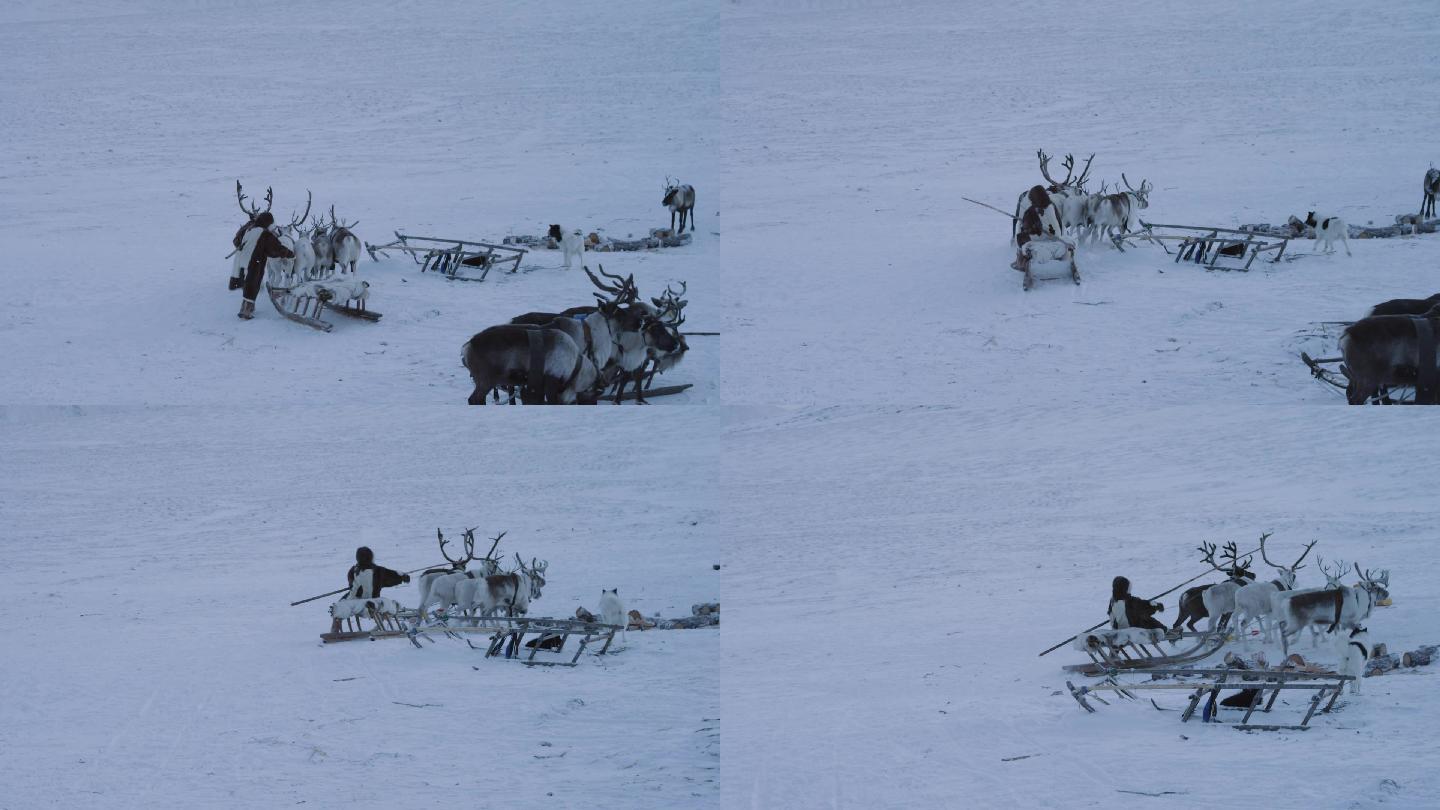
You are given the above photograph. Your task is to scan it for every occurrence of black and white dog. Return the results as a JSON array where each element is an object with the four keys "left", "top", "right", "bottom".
[
  {"left": 547, "top": 224, "right": 585, "bottom": 269},
  {"left": 1339, "top": 625, "right": 1370, "bottom": 694},
  {"left": 1306, "top": 212, "right": 1351, "bottom": 256}
]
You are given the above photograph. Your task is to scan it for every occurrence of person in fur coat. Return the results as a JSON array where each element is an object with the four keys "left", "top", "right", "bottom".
[
  {"left": 231, "top": 211, "right": 294, "bottom": 320},
  {"left": 1108, "top": 576, "right": 1166, "bottom": 630}
]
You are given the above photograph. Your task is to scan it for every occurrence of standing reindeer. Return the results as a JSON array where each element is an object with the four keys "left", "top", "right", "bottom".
[
  {"left": 328, "top": 206, "right": 361, "bottom": 274},
  {"left": 1087, "top": 174, "right": 1151, "bottom": 245},
  {"left": 1231, "top": 534, "right": 1316, "bottom": 645},
  {"left": 311, "top": 217, "right": 334, "bottom": 278},
  {"left": 1339, "top": 305, "right": 1440, "bottom": 404},
  {"left": 1423, "top": 165, "right": 1440, "bottom": 218},
  {"left": 1172, "top": 541, "right": 1256, "bottom": 632},
  {"left": 1275, "top": 564, "right": 1387, "bottom": 655},
  {"left": 662, "top": 177, "right": 696, "bottom": 234},
  {"left": 231, "top": 181, "right": 272, "bottom": 287},
  {"left": 1013, "top": 151, "right": 1094, "bottom": 242},
  {"left": 413, "top": 528, "right": 492, "bottom": 626},
  {"left": 273, "top": 191, "right": 313, "bottom": 288}
]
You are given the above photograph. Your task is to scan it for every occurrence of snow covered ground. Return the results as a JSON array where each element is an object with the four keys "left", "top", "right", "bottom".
[
  {"left": 0, "top": 0, "right": 717, "bottom": 406},
  {"left": 723, "top": 0, "right": 1440, "bottom": 406},
  {"left": 8, "top": 0, "right": 1440, "bottom": 807},
  {"left": 723, "top": 405, "right": 1440, "bottom": 807},
  {"left": 0, "top": 407, "right": 719, "bottom": 808}
]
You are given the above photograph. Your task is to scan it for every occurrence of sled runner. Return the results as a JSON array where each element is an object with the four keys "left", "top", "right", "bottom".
[
  {"left": 322, "top": 611, "right": 622, "bottom": 666},
  {"left": 1067, "top": 667, "right": 1353, "bottom": 731},
  {"left": 1063, "top": 627, "right": 1225, "bottom": 676},
  {"left": 266, "top": 280, "right": 382, "bottom": 333},
  {"left": 365, "top": 232, "right": 526, "bottom": 281}
]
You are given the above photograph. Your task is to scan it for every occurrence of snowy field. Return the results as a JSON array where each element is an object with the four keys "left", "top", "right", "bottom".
[
  {"left": 723, "top": 405, "right": 1440, "bottom": 807},
  {"left": 723, "top": 0, "right": 1440, "bottom": 406},
  {"left": 0, "top": 407, "right": 720, "bottom": 808},
  {"left": 0, "top": 0, "right": 717, "bottom": 406}
]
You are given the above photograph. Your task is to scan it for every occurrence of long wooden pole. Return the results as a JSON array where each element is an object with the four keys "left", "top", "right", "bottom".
[
  {"left": 962, "top": 197, "right": 1019, "bottom": 220},
  {"left": 1037, "top": 544, "right": 1263, "bottom": 657},
  {"left": 289, "top": 562, "right": 448, "bottom": 607}
]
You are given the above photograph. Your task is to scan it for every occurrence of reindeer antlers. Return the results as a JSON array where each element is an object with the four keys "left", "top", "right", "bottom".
[
  {"left": 1198, "top": 540, "right": 1251, "bottom": 575},
  {"left": 1257, "top": 532, "right": 1316, "bottom": 574},
  {"left": 438, "top": 527, "right": 478, "bottom": 566},
  {"left": 289, "top": 189, "right": 312, "bottom": 228},
  {"left": 328, "top": 204, "right": 358, "bottom": 230},
  {"left": 236, "top": 180, "right": 273, "bottom": 218}
]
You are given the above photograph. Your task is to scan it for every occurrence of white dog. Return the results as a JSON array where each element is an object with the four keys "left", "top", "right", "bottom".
[
  {"left": 599, "top": 588, "right": 626, "bottom": 640},
  {"left": 1306, "top": 211, "right": 1351, "bottom": 256},
  {"left": 548, "top": 224, "right": 585, "bottom": 269},
  {"left": 1338, "top": 625, "right": 1370, "bottom": 694}
]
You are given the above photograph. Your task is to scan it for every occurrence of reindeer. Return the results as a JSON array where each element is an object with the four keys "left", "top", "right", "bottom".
[
  {"left": 1172, "top": 541, "right": 1256, "bottom": 632},
  {"left": 662, "top": 177, "right": 696, "bottom": 234},
  {"left": 310, "top": 217, "right": 334, "bottom": 278},
  {"left": 413, "top": 528, "right": 487, "bottom": 626},
  {"left": 1087, "top": 174, "right": 1151, "bottom": 245},
  {"left": 469, "top": 555, "right": 550, "bottom": 618},
  {"left": 1275, "top": 564, "right": 1387, "bottom": 655},
  {"left": 1231, "top": 534, "right": 1316, "bottom": 645},
  {"left": 1423, "top": 165, "right": 1440, "bottom": 218},
  {"left": 272, "top": 190, "right": 313, "bottom": 288},
  {"left": 1013, "top": 151, "right": 1094, "bottom": 242},
  {"left": 1368, "top": 293, "right": 1440, "bottom": 318},
  {"left": 450, "top": 530, "right": 509, "bottom": 617},
  {"left": 1338, "top": 306, "right": 1440, "bottom": 404},
  {"left": 461, "top": 325, "right": 600, "bottom": 405},
  {"left": 328, "top": 206, "right": 361, "bottom": 274},
  {"left": 640, "top": 281, "right": 689, "bottom": 387}
]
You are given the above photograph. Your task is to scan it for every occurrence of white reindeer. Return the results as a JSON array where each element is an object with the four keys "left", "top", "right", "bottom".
[
  {"left": 412, "top": 529, "right": 485, "bottom": 626},
  {"left": 1275, "top": 564, "right": 1387, "bottom": 655},
  {"left": 271, "top": 191, "right": 313, "bottom": 288},
  {"left": 1196, "top": 541, "right": 1253, "bottom": 634},
  {"left": 1087, "top": 174, "right": 1151, "bottom": 245},
  {"left": 1231, "top": 535, "right": 1315, "bottom": 645},
  {"left": 328, "top": 205, "right": 361, "bottom": 274}
]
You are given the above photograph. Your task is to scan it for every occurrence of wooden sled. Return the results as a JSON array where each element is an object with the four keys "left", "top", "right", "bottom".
[
  {"left": 1068, "top": 666, "right": 1353, "bottom": 731},
  {"left": 266, "top": 281, "right": 382, "bottom": 332},
  {"left": 365, "top": 232, "right": 526, "bottom": 281},
  {"left": 1117, "top": 221, "right": 1290, "bottom": 270},
  {"left": 1013, "top": 237, "right": 1079, "bottom": 291}
]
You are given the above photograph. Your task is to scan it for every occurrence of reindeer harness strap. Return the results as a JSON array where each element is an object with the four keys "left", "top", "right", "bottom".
[
  {"left": 1414, "top": 315, "right": 1438, "bottom": 404},
  {"left": 527, "top": 328, "right": 545, "bottom": 388}
]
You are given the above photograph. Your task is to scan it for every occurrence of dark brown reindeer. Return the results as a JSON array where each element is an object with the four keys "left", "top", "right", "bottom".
[
  {"left": 461, "top": 325, "right": 599, "bottom": 405},
  {"left": 1339, "top": 305, "right": 1440, "bottom": 404},
  {"left": 662, "top": 177, "right": 696, "bottom": 234},
  {"left": 1423, "top": 165, "right": 1440, "bottom": 218},
  {"left": 1367, "top": 293, "right": 1440, "bottom": 317}
]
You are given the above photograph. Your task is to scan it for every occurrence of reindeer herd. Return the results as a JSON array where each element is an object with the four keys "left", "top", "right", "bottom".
[
  {"left": 1012, "top": 151, "right": 1152, "bottom": 247},
  {"left": 1160, "top": 534, "right": 1390, "bottom": 660},
  {"left": 463, "top": 267, "right": 689, "bottom": 404}
]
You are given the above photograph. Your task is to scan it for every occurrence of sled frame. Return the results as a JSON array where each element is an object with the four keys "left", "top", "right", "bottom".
[{"left": 365, "top": 232, "right": 526, "bottom": 281}]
